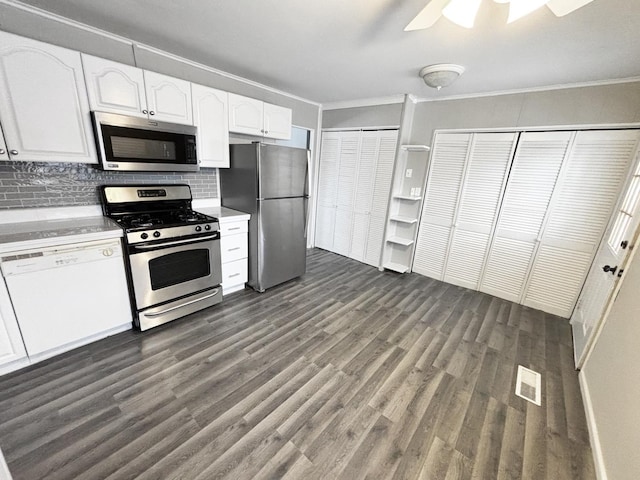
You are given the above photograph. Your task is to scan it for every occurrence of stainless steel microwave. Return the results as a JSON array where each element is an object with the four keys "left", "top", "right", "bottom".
[{"left": 92, "top": 112, "right": 198, "bottom": 172}]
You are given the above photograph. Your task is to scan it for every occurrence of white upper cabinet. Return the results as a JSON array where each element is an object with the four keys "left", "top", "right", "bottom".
[
  {"left": 228, "top": 93, "right": 292, "bottom": 140},
  {"left": 143, "top": 70, "right": 193, "bottom": 125},
  {"left": 0, "top": 31, "right": 97, "bottom": 164},
  {"left": 191, "top": 83, "right": 229, "bottom": 168},
  {"left": 82, "top": 54, "right": 147, "bottom": 119},
  {"left": 228, "top": 93, "right": 264, "bottom": 135},
  {"left": 263, "top": 102, "right": 292, "bottom": 140},
  {"left": 0, "top": 128, "right": 8, "bottom": 161},
  {"left": 83, "top": 56, "right": 193, "bottom": 125}
]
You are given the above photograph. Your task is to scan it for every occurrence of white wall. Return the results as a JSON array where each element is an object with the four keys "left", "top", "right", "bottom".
[
  {"left": 410, "top": 82, "right": 640, "bottom": 145},
  {"left": 581, "top": 243, "right": 640, "bottom": 480},
  {"left": 322, "top": 103, "right": 403, "bottom": 129}
]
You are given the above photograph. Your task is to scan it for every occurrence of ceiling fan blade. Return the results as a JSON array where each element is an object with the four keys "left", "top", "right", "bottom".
[
  {"left": 404, "top": 0, "right": 451, "bottom": 31},
  {"left": 546, "top": 0, "right": 594, "bottom": 17}
]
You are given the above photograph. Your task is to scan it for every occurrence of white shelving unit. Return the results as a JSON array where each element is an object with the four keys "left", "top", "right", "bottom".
[{"left": 382, "top": 144, "right": 431, "bottom": 273}]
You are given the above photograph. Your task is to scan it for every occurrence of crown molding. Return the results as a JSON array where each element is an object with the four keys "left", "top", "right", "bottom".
[
  {"left": 0, "top": 0, "right": 321, "bottom": 107},
  {"left": 414, "top": 76, "right": 640, "bottom": 103},
  {"left": 323, "top": 95, "right": 405, "bottom": 111}
]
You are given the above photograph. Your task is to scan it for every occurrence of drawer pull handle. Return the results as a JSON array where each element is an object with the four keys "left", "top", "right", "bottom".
[
  {"left": 228, "top": 227, "right": 241, "bottom": 231},
  {"left": 229, "top": 273, "right": 241, "bottom": 278},
  {"left": 228, "top": 247, "right": 241, "bottom": 251}
]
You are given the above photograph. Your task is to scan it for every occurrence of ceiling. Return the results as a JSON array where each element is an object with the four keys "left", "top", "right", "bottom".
[{"left": 14, "top": 0, "right": 640, "bottom": 105}]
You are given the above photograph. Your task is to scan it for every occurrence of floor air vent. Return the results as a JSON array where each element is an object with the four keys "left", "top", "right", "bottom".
[{"left": 515, "top": 365, "right": 542, "bottom": 406}]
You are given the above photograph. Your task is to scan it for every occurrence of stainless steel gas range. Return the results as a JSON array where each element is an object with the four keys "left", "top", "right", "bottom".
[{"left": 101, "top": 184, "right": 222, "bottom": 331}]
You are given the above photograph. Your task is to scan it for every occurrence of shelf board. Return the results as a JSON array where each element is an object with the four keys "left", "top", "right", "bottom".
[
  {"left": 393, "top": 195, "right": 422, "bottom": 201},
  {"left": 401, "top": 144, "right": 430, "bottom": 152},
  {"left": 390, "top": 215, "right": 418, "bottom": 224},
  {"left": 384, "top": 262, "right": 409, "bottom": 274},
  {"left": 386, "top": 236, "right": 414, "bottom": 246}
]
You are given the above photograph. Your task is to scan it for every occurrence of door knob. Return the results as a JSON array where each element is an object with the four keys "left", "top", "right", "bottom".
[
  {"left": 618, "top": 269, "right": 624, "bottom": 278},
  {"left": 603, "top": 265, "right": 618, "bottom": 275},
  {"left": 142, "top": 109, "right": 148, "bottom": 114},
  {"left": 621, "top": 240, "right": 629, "bottom": 249},
  {"left": 0, "top": 149, "right": 5, "bottom": 155},
  {"left": 149, "top": 111, "right": 155, "bottom": 115},
  {"left": 9, "top": 150, "right": 18, "bottom": 155}
]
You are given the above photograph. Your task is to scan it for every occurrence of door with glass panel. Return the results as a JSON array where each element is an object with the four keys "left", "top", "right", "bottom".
[{"left": 572, "top": 141, "right": 640, "bottom": 367}]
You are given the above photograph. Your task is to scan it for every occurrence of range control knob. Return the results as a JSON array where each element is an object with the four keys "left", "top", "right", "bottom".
[
  {"left": 141, "top": 233, "right": 149, "bottom": 240},
  {"left": 204, "top": 224, "right": 211, "bottom": 231},
  {"left": 195, "top": 225, "right": 202, "bottom": 232},
  {"left": 153, "top": 231, "right": 161, "bottom": 238}
]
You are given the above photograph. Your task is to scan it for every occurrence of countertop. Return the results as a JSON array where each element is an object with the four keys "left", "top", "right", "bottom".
[
  {"left": 196, "top": 206, "right": 250, "bottom": 223},
  {"left": 0, "top": 216, "right": 123, "bottom": 254},
  {"left": 0, "top": 204, "right": 249, "bottom": 254}
]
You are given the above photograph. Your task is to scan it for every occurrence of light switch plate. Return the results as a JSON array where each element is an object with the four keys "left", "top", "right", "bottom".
[{"left": 405, "top": 169, "right": 413, "bottom": 178}]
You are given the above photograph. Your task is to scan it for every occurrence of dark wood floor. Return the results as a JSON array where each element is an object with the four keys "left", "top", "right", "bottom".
[{"left": 0, "top": 249, "right": 595, "bottom": 479}]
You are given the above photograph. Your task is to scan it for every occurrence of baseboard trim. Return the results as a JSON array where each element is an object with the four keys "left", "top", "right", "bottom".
[{"left": 578, "top": 372, "right": 608, "bottom": 480}]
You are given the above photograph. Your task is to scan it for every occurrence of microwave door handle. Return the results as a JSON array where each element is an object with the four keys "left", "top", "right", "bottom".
[
  {"left": 144, "top": 289, "right": 220, "bottom": 318},
  {"left": 135, "top": 234, "right": 218, "bottom": 249}
]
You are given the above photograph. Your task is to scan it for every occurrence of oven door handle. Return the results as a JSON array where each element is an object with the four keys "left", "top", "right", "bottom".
[
  {"left": 144, "top": 289, "right": 220, "bottom": 318},
  {"left": 135, "top": 234, "right": 219, "bottom": 249}
]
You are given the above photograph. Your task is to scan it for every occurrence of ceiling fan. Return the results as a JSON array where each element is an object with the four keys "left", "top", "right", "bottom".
[{"left": 405, "top": 0, "right": 595, "bottom": 30}]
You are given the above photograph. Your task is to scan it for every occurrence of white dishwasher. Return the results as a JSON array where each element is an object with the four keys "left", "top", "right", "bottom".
[{"left": 1, "top": 238, "right": 132, "bottom": 358}]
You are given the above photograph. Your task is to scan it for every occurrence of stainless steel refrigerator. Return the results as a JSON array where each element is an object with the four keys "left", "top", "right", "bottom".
[{"left": 220, "top": 143, "right": 309, "bottom": 292}]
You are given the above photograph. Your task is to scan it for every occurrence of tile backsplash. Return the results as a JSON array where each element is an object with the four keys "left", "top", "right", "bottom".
[{"left": 0, "top": 161, "right": 218, "bottom": 209}]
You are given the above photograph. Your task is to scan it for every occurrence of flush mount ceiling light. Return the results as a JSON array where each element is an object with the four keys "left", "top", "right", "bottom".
[
  {"left": 405, "top": 0, "right": 595, "bottom": 31},
  {"left": 419, "top": 64, "right": 465, "bottom": 90}
]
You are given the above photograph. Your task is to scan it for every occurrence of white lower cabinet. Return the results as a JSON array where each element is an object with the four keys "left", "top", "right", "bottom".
[
  {"left": 220, "top": 219, "right": 249, "bottom": 295},
  {"left": 0, "top": 279, "right": 28, "bottom": 374}
]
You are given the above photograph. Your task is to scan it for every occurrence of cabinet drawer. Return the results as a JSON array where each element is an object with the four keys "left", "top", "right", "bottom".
[
  {"left": 220, "top": 233, "right": 248, "bottom": 262},
  {"left": 222, "top": 258, "right": 248, "bottom": 288},
  {"left": 221, "top": 220, "right": 248, "bottom": 236}
]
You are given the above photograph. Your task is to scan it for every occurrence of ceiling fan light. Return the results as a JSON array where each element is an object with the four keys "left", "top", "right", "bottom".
[
  {"left": 442, "top": 0, "right": 482, "bottom": 28},
  {"left": 419, "top": 64, "right": 465, "bottom": 90},
  {"left": 507, "top": 0, "right": 549, "bottom": 23}
]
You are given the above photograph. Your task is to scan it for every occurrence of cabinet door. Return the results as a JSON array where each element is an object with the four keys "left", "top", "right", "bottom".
[
  {"left": 0, "top": 31, "right": 97, "bottom": 163},
  {"left": 143, "top": 70, "right": 193, "bottom": 125},
  {"left": 413, "top": 133, "right": 471, "bottom": 279},
  {"left": 443, "top": 132, "right": 517, "bottom": 290},
  {"left": 228, "top": 93, "right": 264, "bottom": 136},
  {"left": 0, "top": 128, "right": 8, "bottom": 161},
  {"left": 263, "top": 102, "right": 292, "bottom": 140},
  {"left": 523, "top": 130, "right": 640, "bottom": 317},
  {"left": 192, "top": 83, "right": 229, "bottom": 168},
  {"left": 82, "top": 54, "right": 147, "bottom": 119},
  {"left": 480, "top": 131, "right": 572, "bottom": 302},
  {"left": 0, "top": 283, "right": 27, "bottom": 370}
]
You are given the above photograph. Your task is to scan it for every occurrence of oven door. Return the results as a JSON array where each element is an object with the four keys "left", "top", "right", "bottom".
[{"left": 128, "top": 234, "right": 221, "bottom": 310}]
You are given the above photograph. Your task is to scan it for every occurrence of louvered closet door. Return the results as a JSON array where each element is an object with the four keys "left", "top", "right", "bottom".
[
  {"left": 350, "top": 133, "right": 378, "bottom": 263},
  {"left": 523, "top": 129, "right": 640, "bottom": 317},
  {"left": 413, "top": 133, "right": 471, "bottom": 279},
  {"left": 332, "top": 133, "right": 360, "bottom": 256},
  {"left": 315, "top": 132, "right": 340, "bottom": 250},
  {"left": 480, "top": 131, "right": 573, "bottom": 302},
  {"left": 365, "top": 131, "right": 397, "bottom": 267},
  {"left": 443, "top": 132, "right": 518, "bottom": 289}
]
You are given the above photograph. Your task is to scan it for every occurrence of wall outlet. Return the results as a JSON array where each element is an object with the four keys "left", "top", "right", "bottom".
[
  {"left": 405, "top": 169, "right": 413, "bottom": 178},
  {"left": 414, "top": 187, "right": 421, "bottom": 197},
  {"left": 410, "top": 187, "right": 416, "bottom": 196}
]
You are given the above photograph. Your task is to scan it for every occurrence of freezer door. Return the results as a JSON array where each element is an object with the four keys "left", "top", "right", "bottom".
[
  {"left": 255, "top": 197, "right": 307, "bottom": 291},
  {"left": 258, "top": 144, "right": 308, "bottom": 199}
]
